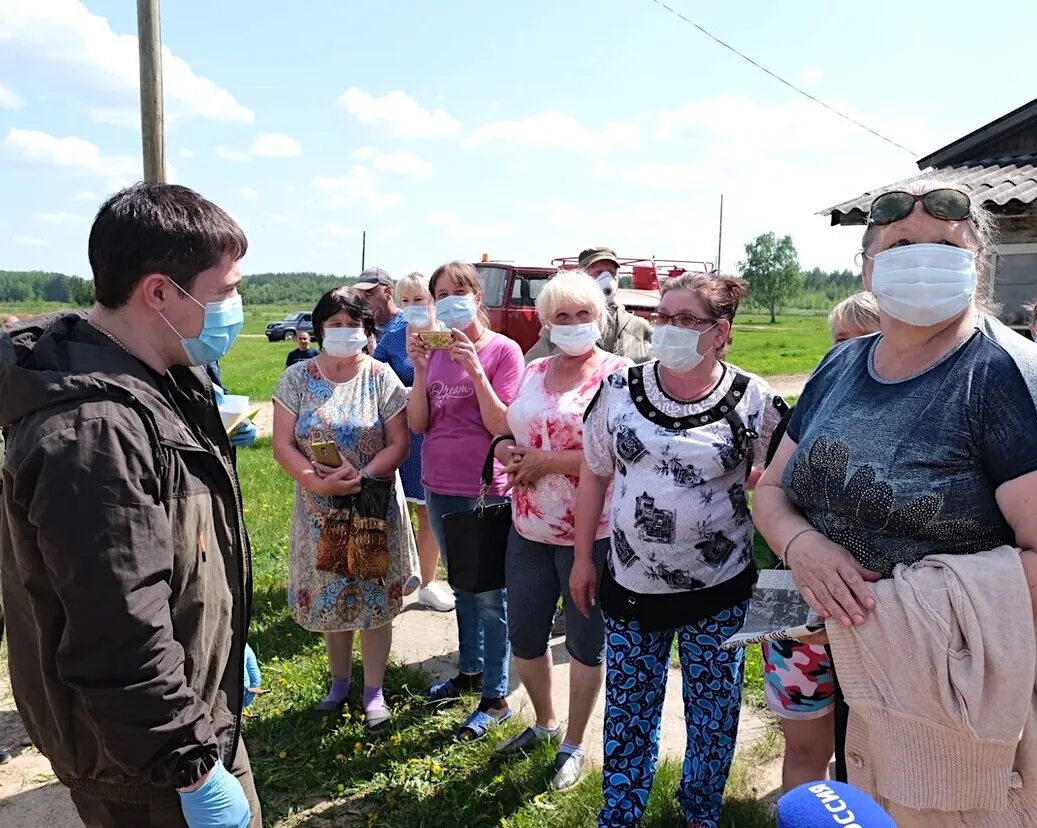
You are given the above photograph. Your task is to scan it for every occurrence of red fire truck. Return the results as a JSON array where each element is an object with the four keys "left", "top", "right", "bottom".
[{"left": 473, "top": 255, "right": 714, "bottom": 353}]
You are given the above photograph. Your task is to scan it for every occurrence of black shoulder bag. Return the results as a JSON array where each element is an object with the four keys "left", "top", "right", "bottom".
[{"left": 442, "top": 436, "right": 513, "bottom": 593}]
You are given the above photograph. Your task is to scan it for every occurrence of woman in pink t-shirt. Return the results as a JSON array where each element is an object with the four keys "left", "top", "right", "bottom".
[
  {"left": 492, "top": 270, "right": 630, "bottom": 790},
  {"left": 406, "top": 261, "right": 524, "bottom": 742}
]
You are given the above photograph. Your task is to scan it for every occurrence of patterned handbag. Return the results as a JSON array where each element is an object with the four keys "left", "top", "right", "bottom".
[{"left": 315, "top": 476, "right": 393, "bottom": 578}]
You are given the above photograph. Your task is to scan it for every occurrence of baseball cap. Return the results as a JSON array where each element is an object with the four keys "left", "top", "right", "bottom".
[
  {"left": 355, "top": 267, "right": 393, "bottom": 290},
  {"left": 578, "top": 247, "right": 620, "bottom": 270}
]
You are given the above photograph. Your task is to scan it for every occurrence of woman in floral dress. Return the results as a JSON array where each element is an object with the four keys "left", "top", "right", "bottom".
[{"left": 273, "top": 287, "right": 418, "bottom": 730}]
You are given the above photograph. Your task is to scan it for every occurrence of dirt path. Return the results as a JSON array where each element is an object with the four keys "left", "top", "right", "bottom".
[{"left": 767, "top": 373, "right": 809, "bottom": 400}]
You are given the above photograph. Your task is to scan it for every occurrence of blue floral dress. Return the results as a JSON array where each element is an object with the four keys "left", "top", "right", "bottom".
[{"left": 274, "top": 357, "right": 419, "bottom": 631}]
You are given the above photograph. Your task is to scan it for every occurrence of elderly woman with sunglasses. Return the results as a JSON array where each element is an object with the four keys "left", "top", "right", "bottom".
[
  {"left": 572, "top": 272, "right": 785, "bottom": 828},
  {"left": 754, "top": 181, "right": 1037, "bottom": 825}
]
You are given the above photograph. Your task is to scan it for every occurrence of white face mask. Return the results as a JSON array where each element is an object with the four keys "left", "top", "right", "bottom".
[
  {"left": 596, "top": 273, "right": 617, "bottom": 303},
  {"left": 870, "top": 243, "right": 977, "bottom": 327},
  {"left": 651, "top": 323, "right": 716, "bottom": 372},
  {"left": 549, "top": 321, "right": 600, "bottom": 356},
  {"left": 401, "top": 305, "right": 431, "bottom": 327},
  {"left": 435, "top": 294, "right": 478, "bottom": 329},
  {"left": 322, "top": 326, "right": 368, "bottom": 357}
]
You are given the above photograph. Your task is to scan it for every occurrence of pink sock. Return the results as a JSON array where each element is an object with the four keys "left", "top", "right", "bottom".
[{"left": 363, "top": 685, "right": 384, "bottom": 713}]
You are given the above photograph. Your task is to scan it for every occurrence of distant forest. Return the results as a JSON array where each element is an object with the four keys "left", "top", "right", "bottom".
[
  {"left": 0, "top": 266, "right": 861, "bottom": 309},
  {"left": 0, "top": 271, "right": 356, "bottom": 306}
]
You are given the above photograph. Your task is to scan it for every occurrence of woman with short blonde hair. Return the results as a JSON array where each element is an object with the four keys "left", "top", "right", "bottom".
[
  {"left": 373, "top": 272, "right": 454, "bottom": 612},
  {"left": 492, "top": 270, "right": 630, "bottom": 789}
]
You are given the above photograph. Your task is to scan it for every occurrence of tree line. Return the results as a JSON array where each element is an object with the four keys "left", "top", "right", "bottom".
[{"left": 0, "top": 271, "right": 357, "bottom": 307}]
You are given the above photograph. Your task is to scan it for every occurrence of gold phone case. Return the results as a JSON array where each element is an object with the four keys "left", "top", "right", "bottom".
[
  {"left": 418, "top": 331, "right": 453, "bottom": 350},
  {"left": 310, "top": 441, "right": 342, "bottom": 467}
]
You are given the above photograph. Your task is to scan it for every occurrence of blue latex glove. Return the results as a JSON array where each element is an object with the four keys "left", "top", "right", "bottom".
[
  {"left": 178, "top": 761, "right": 251, "bottom": 828},
  {"left": 230, "top": 420, "right": 257, "bottom": 448},
  {"left": 212, "top": 383, "right": 227, "bottom": 404},
  {"left": 243, "top": 644, "right": 261, "bottom": 708}
]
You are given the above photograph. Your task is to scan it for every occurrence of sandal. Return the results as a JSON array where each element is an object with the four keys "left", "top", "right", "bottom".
[
  {"left": 427, "top": 678, "right": 463, "bottom": 701},
  {"left": 454, "top": 706, "right": 513, "bottom": 743}
]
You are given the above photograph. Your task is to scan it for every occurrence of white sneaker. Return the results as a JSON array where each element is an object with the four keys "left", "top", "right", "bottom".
[{"left": 417, "top": 582, "right": 455, "bottom": 612}]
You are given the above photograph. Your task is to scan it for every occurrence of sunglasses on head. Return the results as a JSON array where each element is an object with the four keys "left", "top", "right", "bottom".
[{"left": 868, "top": 188, "right": 972, "bottom": 226}]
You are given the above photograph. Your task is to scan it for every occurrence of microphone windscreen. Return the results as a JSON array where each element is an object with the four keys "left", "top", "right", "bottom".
[{"left": 777, "top": 780, "right": 897, "bottom": 827}]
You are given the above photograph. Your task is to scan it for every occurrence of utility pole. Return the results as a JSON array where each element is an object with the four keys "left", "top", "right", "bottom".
[
  {"left": 361, "top": 230, "right": 367, "bottom": 271},
  {"left": 137, "top": 0, "right": 166, "bottom": 183},
  {"left": 716, "top": 194, "right": 724, "bottom": 273}
]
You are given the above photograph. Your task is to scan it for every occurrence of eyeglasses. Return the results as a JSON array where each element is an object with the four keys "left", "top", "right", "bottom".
[
  {"left": 868, "top": 189, "right": 971, "bottom": 226},
  {"left": 648, "top": 311, "right": 716, "bottom": 330}
]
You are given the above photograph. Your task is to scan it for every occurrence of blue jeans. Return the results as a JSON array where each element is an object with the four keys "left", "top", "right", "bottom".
[{"left": 424, "top": 490, "right": 510, "bottom": 699}]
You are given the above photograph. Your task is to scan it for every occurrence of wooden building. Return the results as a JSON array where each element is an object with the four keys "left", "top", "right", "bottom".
[{"left": 823, "top": 98, "right": 1037, "bottom": 328}]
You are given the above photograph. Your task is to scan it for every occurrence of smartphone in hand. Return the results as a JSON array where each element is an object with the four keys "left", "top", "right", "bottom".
[{"left": 310, "top": 440, "right": 342, "bottom": 468}]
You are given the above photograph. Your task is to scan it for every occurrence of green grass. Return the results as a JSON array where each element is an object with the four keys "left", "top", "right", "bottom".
[
  {"left": 727, "top": 314, "right": 833, "bottom": 377},
  {"left": 237, "top": 440, "right": 777, "bottom": 827}
]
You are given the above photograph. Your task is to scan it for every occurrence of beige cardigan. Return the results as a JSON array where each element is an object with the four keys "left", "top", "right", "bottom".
[{"left": 827, "top": 546, "right": 1037, "bottom": 827}]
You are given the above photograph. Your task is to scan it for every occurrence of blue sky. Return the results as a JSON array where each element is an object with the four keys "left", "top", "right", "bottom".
[{"left": 1, "top": 0, "right": 1035, "bottom": 280}]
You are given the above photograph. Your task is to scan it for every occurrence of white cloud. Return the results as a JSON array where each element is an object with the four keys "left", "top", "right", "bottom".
[
  {"left": 179, "top": 148, "right": 195, "bottom": 160},
  {"left": 240, "top": 187, "right": 258, "bottom": 200},
  {"left": 315, "top": 222, "right": 359, "bottom": 238},
  {"left": 250, "top": 133, "right": 302, "bottom": 158},
  {"left": 312, "top": 166, "right": 403, "bottom": 209},
  {"left": 37, "top": 211, "right": 89, "bottom": 224},
  {"left": 270, "top": 214, "right": 298, "bottom": 225},
  {"left": 0, "top": 82, "right": 23, "bottom": 109},
  {"left": 371, "top": 150, "right": 433, "bottom": 181},
  {"left": 350, "top": 147, "right": 433, "bottom": 181},
  {"left": 15, "top": 235, "right": 47, "bottom": 247},
  {"left": 336, "top": 87, "right": 461, "bottom": 139},
  {"left": 73, "top": 190, "right": 97, "bottom": 201},
  {"left": 215, "top": 146, "right": 250, "bottom": 163},
  {"left": 0, "top": 0, "right": 253, "bottom": 125},
  {"left": 5, "top": 128, "right": 139, "bottom": 177},
  {"left": 464, "top": 110, "right": 640, "bottom": 153},
  {"left": 426, "top": 210, "right": 513, "bottom": 242}
]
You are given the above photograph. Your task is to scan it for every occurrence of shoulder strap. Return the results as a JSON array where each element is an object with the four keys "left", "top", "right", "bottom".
[{"left": 718, "top": 372, "right": 756, "bottom": 477}]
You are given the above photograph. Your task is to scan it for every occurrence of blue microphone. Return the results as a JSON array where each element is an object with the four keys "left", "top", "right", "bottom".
[{"left": 777, "top": 781, "right": 896, "bottom": 827}]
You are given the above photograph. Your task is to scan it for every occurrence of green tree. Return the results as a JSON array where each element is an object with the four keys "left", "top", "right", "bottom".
[{"left": 737, "top": 232, "right": 802, "bottom": 322}]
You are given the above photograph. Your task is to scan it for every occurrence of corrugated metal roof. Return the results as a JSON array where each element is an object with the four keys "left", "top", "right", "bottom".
[{"left": 822, "top": 154, "right": 1037, "bottom": 225}]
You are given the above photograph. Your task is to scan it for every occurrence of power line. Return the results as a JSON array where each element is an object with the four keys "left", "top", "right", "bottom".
[{"left": 646, "top": 0, "right": 917, "bottom": 157}]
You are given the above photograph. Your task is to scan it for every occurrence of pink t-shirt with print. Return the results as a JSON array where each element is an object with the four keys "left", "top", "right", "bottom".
[
  {"left": 506, "top": 353, "right": 631, "bottom": 546},
  {"left": 420, "top": 333, "right": 524, "bottom": 497}
]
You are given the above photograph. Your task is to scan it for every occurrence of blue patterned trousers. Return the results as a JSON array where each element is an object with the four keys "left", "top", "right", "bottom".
[{"left": 598, "top": 602, "right": 748, "bottom": 828}]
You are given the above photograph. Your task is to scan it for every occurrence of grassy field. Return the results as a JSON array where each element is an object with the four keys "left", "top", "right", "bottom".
[
  {"left": 237, "top": 440, "right": 780, "bottom": 827},
  {"left": 728, "top": 314, "right": 833, "bottom": 377}
]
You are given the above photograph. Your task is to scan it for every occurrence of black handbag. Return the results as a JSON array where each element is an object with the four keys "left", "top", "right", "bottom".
[{"left": 442, "top": 437, "right": 513, "bottom": 593}]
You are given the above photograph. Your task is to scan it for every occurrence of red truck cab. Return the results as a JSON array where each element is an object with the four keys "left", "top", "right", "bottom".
[{"left": 473, "top": 256, "right": 713, "bottom": 353}]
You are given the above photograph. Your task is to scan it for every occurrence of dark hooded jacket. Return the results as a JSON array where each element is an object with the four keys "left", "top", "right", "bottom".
[{"left": 0, "top": 312, "right": 252, "bottom": 802}]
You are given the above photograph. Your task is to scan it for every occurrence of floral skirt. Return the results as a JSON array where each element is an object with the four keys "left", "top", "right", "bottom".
[{"left": 287, "top": 474, "right": 419, "bottom": 631}]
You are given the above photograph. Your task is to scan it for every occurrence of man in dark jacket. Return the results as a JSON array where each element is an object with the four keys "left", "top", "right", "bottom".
[{"left": 0, "top": 183, "right": 260, "bottom": 827}]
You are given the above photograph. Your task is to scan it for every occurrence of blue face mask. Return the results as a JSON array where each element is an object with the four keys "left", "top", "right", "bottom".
[
  {"left": 161, "top": 280, "right": 245, "bottom": 366},
  {"left": 401, "top": 305, "right": 431, "bottom": 327},
  {"left": 435, "top": 294, "right": 478, "bottom": 329}
]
